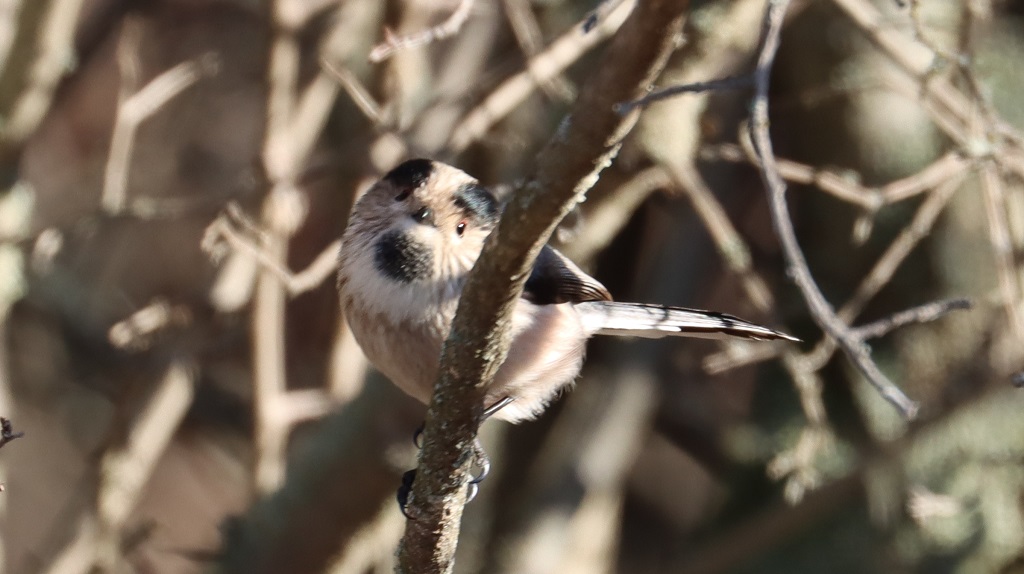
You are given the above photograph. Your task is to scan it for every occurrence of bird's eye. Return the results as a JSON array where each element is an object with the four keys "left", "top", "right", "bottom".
[
  {"left": 395, "top": 189, "right": 412, "bottom": 202},
  {"left": 412, "top": 207, "right": 431, "bottom": 222},
  {"left": 456, "top": 221, "right": 467, "bottom": 236}
]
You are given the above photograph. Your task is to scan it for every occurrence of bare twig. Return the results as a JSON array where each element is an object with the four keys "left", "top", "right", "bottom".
[
  {"left": 907, "top": 0, "right": 996, "bottom": 128},
  {"left": 95, "top": 362, "right": 195, "bottom": 571},
  {"left": 501, "top": 0, "right": 575, "bottom": 101},
  {"left": 560, "top": 166, "right": 672, "bottom": 263},
  {"left": 252, "top": 15, "right": 303, "bottom": 495},
  {"left": 832, "top": 0, "right": 1024, "bottom": 188},
  {"left": 102, "top": 42, "right": 218, "bottom": 214},
  {"left": 203, "top": 210, "right": 340, "bottom": 297},
  {"left": 369, "top": 0, "right": 476, "bottom": 63},
  {"left": 852, "top": 298, "right": 972, "bottom": 340},
  {"left": 616, "top": 74, "right": 754, "bottom": 115},
  {"left": 397, "top": 1, "right": 690, "bottom": 571},
  {"left": 666, "top": 161, "right": 831, "bottom": 489},
  {"left": 980, "top": 161, "right": 1024, "bottom": 339},
  {"left": 881, "top": 151, "right": 971, "bottom": 203},
  {"left": 246, "top": 0, "right": 350, "bottom": 495},
  {"left": 0, "top": 0, "right": 24, "bottom": 81},
  {"left": 750, "top": 0, "right": 918, "bottom": 418},
  {"left": 321, "top": 60, "right": 385, "bottom": 125},
  {"left": 702, "top": 143, "right": 971, "bottom": 212},
  {"left": 767, "top": 425, "right": 830, "bottom": 503},
  {"left": 46, "top": 361, "right": 195, "bottom": 574},
  {"left": 448, "top": 0, "right": 634, "bottom": 154},
  {"left": 108, "top": 298, "right": 192, "bottom": 350},
  {"left": 668, "top": 162, "right": 775, "bottom": 311},
  {"left": 836, "top": 174, "right": 968, "bottom": 325},
  {"left": 0, "top": 0, "right": 86, "bottom": 144},
  {"left": 705, "top": 168, "right": 970, "bottom": 375}
]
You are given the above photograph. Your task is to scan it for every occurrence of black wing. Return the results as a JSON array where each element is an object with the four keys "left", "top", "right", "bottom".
[{"left": 523, "top": 245, "right": 612, "bottom": 305}]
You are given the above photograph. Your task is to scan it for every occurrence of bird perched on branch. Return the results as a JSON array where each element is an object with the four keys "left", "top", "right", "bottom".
[{"left": 338, "top": 158, "right": 796, "bottom": 421}]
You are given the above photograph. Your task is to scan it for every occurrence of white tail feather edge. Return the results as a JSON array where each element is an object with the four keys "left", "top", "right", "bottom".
[{"left": 574, "top": 301, "right": 798, "bottom": 342}]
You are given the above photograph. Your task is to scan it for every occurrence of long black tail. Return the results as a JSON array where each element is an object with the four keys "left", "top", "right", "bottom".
[{"left": 575, "top": 301, "right": 798, "bottom": 342}]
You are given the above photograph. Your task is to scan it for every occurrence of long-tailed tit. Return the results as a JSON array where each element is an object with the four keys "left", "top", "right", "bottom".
[{"left": 337, "top": 159, "right": 797, "bottom": 424}]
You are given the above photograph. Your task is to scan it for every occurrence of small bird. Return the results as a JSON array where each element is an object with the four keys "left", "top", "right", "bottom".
[{"left": 337, "top": 159, "right": 797, "bottom": 425}]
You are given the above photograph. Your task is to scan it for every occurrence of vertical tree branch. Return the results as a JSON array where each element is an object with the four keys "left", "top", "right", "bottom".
[
  {"left": 250, "top": 0, "right": 343, "bottom": 495},
  {"left": 396, "top": 1, "right": 690, "bottom": 572},
  {"left": 102, "top": 44, "right": 212, "bottom": 214}
]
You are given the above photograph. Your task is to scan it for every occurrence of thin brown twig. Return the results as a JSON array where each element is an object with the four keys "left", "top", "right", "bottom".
[
  {"left": 369, "top": 0, "right": 476, "bottom": 63},
  {"left": 108, "top": 298, "right": 192, "bottom": 350},
  {"left": 703, "top": 143, "right": 971, "bottom": 211},
  {"left": 666, "top": 161, "right": 830, "bottom": 483},
  {"left": 980, "top": 161, "right": 1024, "bottom": 340},
  {"left": 907, "top": 0, "right": 997, "bottom": 129},
  {"left": 501, "top": 0, "right": 575, "bottom": 102},
  {"left": 881, "top": 151, "right": 970, "bottom": 203},
  {"left": 852, "top": 298, "right": 972, "bottom": 340},
  {"left": 616, "top": 74, "right": 754, "bottom": 115},
  {"left": 706, "top": 167, "right": 970, "bottom": 375},
  {"left": 668, "top": 162, "right": 774, "bottom": 311},
  {"left": 0, "top": 0, "right": 24, "bottom": 82},
  {"left": 0, "top": 0, "right": 86, "bottom": 144},
  {"left": 750, "top": 0, "right": 918, "bottom": 419},
  {"left": 252, "top": 3, "right": 305, "bottom": 496},
  {"left": 321, "top": 60, "right": 385, "bottom": 125},
  {"left": 447, "top": 0, "right": 634, "bottom": 154},
  {"left": 44, "top": 361, "right": 195, "bottom": 574},
  {"left": 94, "top": 362, "right": 195, "bottom": 571},
  {"left": 836, "top": 172, "right": 969, "bottom": 325},
  {"left": 832, "top": 0, "right": 1024, "bottom": 189},
  {"left": 241, "top": 0, "right": 351, "bottom": 495},
  {"left": 735, "top": 137, "right": 881, "bottom": 210},
  {"left": 202, "top": 211, "right": 340, "bottom": 297},
  {"left": 560, "top": 166, "right": 671, "bottom": 263},
  {"left": 103, "top": 49, "right": 218, "bottom": 214}
]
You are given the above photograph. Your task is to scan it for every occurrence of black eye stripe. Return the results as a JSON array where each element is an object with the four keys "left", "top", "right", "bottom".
[
  {"left": 395, "top": 189, "right": 412, "bottom": 201},
  {"left": 454, "top": 182, "right": 498, "bottom": 224}
]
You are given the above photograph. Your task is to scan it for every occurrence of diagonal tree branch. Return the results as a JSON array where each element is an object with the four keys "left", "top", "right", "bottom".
[
  {"left": 749, "top": 0, "right": 919, "bottom": 419},
  {"left": 396, "top": 0, "right": 691, "bottom": 572}
]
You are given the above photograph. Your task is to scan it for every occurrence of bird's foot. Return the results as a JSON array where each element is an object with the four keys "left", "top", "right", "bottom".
[{"left": 398, "top": 397, "right": 515, "bottom": 518}]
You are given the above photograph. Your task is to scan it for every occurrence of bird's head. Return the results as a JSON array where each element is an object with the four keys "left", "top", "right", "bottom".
[{"left": 339, "top": 159, "right": 500, "bottom": 318}]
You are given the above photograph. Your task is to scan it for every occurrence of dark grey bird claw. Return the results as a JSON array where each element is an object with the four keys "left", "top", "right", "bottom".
[
  {"left": 469, "top": 442, "right": 491, "bottom": 485},
  {"left": 397, "top": 469, "right": 417, "bottom": 519},
  {"left": 412, "top": 423, "right": 424, "bottom": 448},
  {"left": 396, "top": 466, "right": 483, "bottom": 518},
  {"left": 398, "top": 397, "right": 512, "bottom": 516}
]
